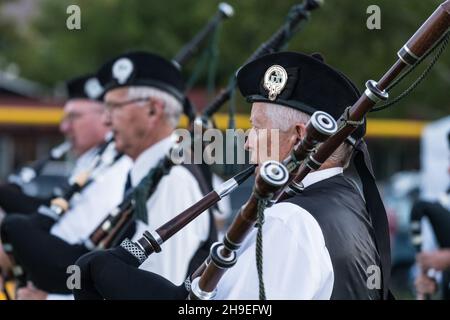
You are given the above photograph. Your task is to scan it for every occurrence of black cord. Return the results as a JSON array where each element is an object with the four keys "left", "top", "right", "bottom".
[
  {"left": 371, "top": 31, "right": 450, "bottom": 113},
  {"left": 255, "top": 198, "right": 268, "bottom": 300}
]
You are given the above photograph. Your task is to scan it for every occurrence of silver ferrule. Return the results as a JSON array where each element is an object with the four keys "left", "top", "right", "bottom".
[
  {"left": 101, "top": 220, "right": 112, "bottom": 232},
  {"left": 224, "top": 234, "right": 240, "bottom": 250},
  {"left": 285, "top": 186, "right": 298, "bottom": 197},
  {"left": 364, "top": 80, "right": 388, "bottom": 104},
  {"left": 404, "top": 46, "right": 419, "bottom": 60},
  {"left": 306, "top": 155, "right": 323, "bottom": 170},
  {"left": 215, "top": 178, "right": 238, "bottom": 198},
  {"left": 12, "top": 265, "right": 24, "bottom": 277},
  {"left": 84, "top": 239, "right": 95, "bottom": 251},
  {"left": 189, "top": 277, "right": 217, "bottom": 300},
  {"left": 37, "top": 205, "right": 59, "bottom": 221},
  {"left": 411, "top": 235, "right": 422, "bottom": 246},
  {"left": 364, "top": 88, "right": 381, "bottom": 103},
  {"left": 288, "top": 180, "right": 305, "bottom": 195},
  {"left": 110, "top": 207, "right": 120, "bottom": 217},
  {"left": 18, "top": 167, "right": 36, "bottom": 183},
  {"left": 136, "top": 238, "right": 148, "bottom": 254},
  {"left": 397, "top": 45, "right": 420, "bottom": 65},
  {"left": 50, "top": 204, "right": 64, "bottom": 216},
  {"left": 7, "top": 174, "right": 25, "bottom": 186},
  {"left": 219, "top": 2, "right": 234, "bottom": 18},
  {"left": 148, "top": 230, "right": 164, "bottom": 245},
  {"left": 51, "top": 141, "right": 71, "bottom": 159}
]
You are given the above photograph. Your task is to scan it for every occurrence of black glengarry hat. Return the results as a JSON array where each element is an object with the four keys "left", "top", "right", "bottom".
[
  {"left": 96, "top": 51, "right": 185, "bottom": 103},
  {"left": 236, "top": 51, "right": 365, "bottom": 142},
  {"left": 66, "top": 74, "right": 104, "bottom": 101}
]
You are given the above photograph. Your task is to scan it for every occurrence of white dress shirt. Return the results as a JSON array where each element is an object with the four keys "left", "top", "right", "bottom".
[
  {"left": 214, "top": 167, "right": 343, "bottom": 300},
  {"left": 50, "top": 150, "right": 132, "bottom": 244},
  {"left": 46, "top": 147, "right": 131, "bottom": 300},
  {"left": 69, "top": 147, "right": 99, "bottom": 179},
  {"left": 130, "top": 136, "right": 211, "bottom": 286}
]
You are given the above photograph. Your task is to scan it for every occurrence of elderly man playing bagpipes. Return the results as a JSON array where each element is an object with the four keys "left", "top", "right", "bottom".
[
  {"left": 0, "top": 75, "right": 132, "bottom": 300},
  {"left": 73, "top": 0, "right": 450, "bottom": 300},
  {"left": 73, "top": 48, "right": 388, "bottom": 300}
]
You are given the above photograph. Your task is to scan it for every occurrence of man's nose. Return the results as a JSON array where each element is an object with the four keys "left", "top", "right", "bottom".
[
  {"left": 102, "top": 109, "right": 112, "bottom": 127},
  {"left": 59, "top": 119, "right": 71, "bottom": 134},
  {"left": 245, "top": 128, "right": 255, "bottom": 151}
]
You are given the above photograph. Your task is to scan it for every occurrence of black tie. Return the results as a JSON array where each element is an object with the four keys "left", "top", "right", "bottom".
[{"left": 123, "top": 172, "right": 133, "bottom": 197}]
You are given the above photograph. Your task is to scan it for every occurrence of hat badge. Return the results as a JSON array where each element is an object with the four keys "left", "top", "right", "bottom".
[
  {"left": 112, "top": 58, "right": 134, "bottom": 85},
  {"left": 84, "top": 77, "right": 103, "bottom": 99},
  {"left": 263, "top": 65, "right": 287, "bottom": 101}
]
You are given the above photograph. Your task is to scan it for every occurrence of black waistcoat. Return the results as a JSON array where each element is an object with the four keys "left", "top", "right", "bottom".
[{"left": 284, "top": 174, "right": 382, "bottom": 300}]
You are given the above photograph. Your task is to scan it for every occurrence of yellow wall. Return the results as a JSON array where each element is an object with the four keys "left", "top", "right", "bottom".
[{"left": 0, "top": 106, "right": 427, "bottom": 138}]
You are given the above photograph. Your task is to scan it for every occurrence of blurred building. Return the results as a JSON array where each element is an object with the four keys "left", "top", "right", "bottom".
[{"left": 0, "top": 71, "right": 63, "bottom": 180}]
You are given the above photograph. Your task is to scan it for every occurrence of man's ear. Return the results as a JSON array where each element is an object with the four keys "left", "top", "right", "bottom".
[
  {"left": 147, "top": 99, "right": 164, "bottom": 118},
  {"left": 294, "top": 122, "right": 306, "bottom": 144}
]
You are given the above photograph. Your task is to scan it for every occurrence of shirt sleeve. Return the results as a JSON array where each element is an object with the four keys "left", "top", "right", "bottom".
[
  {"left": 215, "top": 202, "right": 334, "bottom": 300},
  {"left": 262, "top": 203, "right": 334, "bottom": 299},
  {"left": 50, "top": 156, "right": 131, "bottom": 244}
]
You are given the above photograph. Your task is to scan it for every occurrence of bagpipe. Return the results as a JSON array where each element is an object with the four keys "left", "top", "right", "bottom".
[
  {"left": 200, "top": 0, "right": 322, "bottom": 121},
  {"left": 1, "top": 134, "right": 120, "bottom": 291},
  {"left": 7, "top": 140, "right": 71, "bottom": 189},
  {"left": 410, "top": 195, "right": 450, "bottom": 299},
  {"left": 82, "top": 2, "right": 238, "bottom": 251},
  {"left": 29, "top": 2, "right": 235, "bottom": 233},
  {"left": 1, "top": 2, "right": 236, "bottom": 298},
  {"left": 115, "top": 0, "right": 450, "bottom": 300},
  {"left": 120, "top": 110, "right": 336, "bottom": 261},
  {"left": 188, "top": 0, "right": 450, "bottom": 300},
  {"left": 173, "top": 2, "right": 234, "bottom": 69},
  {"left": 36, "top": 133, "right": 121, "bottom": 222},
  {"left": 83, "top": 0, "right": 323, "bottom": 252},
  {"left": 104, "top": 0, "right": 326, "bottom": 286}
]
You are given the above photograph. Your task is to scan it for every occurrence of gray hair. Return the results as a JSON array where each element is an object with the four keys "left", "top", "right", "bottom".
[
  {"left": 262, "top": 102, "right": 353, "bottom": 168},
  {"left": 127, "top": 86, "right": 183, "bottom": 128}
]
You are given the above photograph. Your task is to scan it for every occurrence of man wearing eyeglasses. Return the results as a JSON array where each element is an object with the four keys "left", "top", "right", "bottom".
[
  {"left": 0, "top": 75, "right": 111, "bottom": 217},
  {"left": 72, "top": 51, "right": 216, "bottom": 299},
  {"left": 0, "top": 75, "right": 131, "bottom": 300}
]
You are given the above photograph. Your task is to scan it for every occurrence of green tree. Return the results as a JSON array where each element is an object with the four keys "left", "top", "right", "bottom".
[{"left": 1, "top": 0, "right": 449, "bottom": 119}]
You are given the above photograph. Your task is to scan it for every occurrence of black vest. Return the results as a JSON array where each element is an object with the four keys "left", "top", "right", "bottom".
[{"left": 284, "top": 174, "right": 382, "bottom": 300}]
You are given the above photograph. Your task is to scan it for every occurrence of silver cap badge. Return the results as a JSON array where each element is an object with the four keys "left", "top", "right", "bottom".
[
  {"left": 112, "top": 58, "right": 134, "bottom": 85},
  {"left": 84, "top": 78, "right": 103, "bottom": 99},
  {"left": 263, "top": 65, "right": 288, "bottom": 101}
]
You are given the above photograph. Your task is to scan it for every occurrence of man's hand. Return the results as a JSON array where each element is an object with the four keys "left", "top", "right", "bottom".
[
  {"left": 0, "top": 273, "right": 4, "bottom": 295},
  {"left": 0, "top": 242, "right": 12, "bottom": 273},
  {"left": 0, "top": 243, "right": 12, "bottom": 298},
  {"left": 16, "top": 282, "right": 48, "bottom": 300},
  {"left": 417, "top": 249, "right": 450, "bottom": 271},
  {"left": 415, "top": 274, "right": 437, "bottom": 300}
]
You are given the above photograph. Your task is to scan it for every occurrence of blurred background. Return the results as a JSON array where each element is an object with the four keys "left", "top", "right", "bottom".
[{"left": 0, "top": 0, "right": 449, "bottom": 299}]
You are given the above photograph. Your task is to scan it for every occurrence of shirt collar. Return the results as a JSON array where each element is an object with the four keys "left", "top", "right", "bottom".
[
  {"left": 302, "top": 167, "right": 343, "bottom": 189},
  {"left": 130, "top": 136, "right": 173, "bottom": 187}
]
